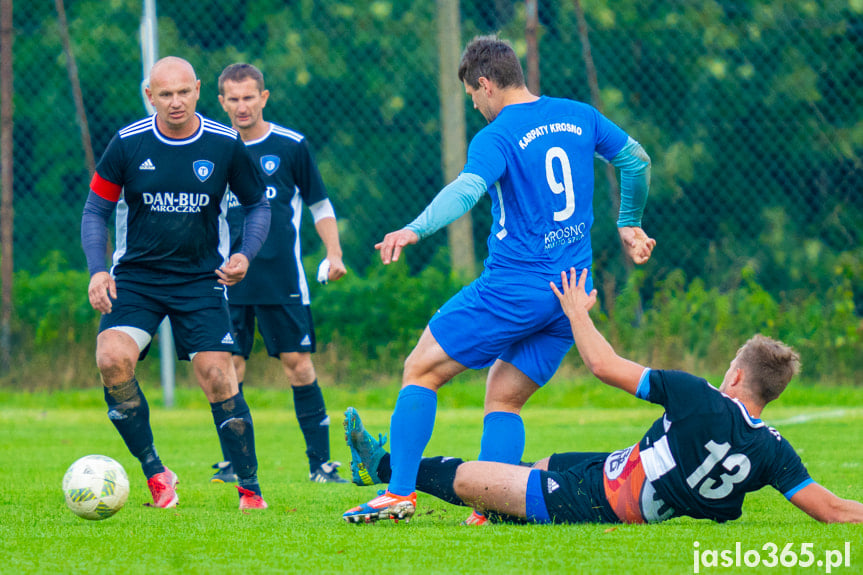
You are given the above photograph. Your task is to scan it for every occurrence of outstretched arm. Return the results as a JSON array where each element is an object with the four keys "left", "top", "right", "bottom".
[
  {"left": 550, "top": 268, "right": 646, "bottom": 395},
  {"left": 790, "top": 483, "right": 863, "bottom": 523},
  {"left": 376, "top": 172, "right": 486, "bottom": 264}
]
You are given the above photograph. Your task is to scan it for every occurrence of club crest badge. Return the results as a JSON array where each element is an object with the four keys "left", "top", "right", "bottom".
[
  {"left": 193, "top": 160, "right": 214, "bottom": 182},
  {"left": 261, "top": 155, "right": 280, "bottom": 176}
]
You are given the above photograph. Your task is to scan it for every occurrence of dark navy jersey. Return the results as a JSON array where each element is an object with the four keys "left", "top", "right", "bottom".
[
  {"left": 603, "top": 369, "right": 811, "bottom": 523},
  {"left": 227, "top": 123, "right": 329, "bottom": 305},
  {"left": 92, "top": 113, "right": 266, "bottom": 286}
]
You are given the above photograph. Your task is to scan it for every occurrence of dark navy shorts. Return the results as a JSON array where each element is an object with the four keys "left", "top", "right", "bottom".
[
  {"left": 230, "top": 304, "right": 316, "bottom": 358},
  {"left": 99, "top": 280, "right": 236, "bottom": 361},
  {"left": 429, "top": 268, "right": 590, "bottom": 386},
  {"left": 524, "top": 452, "right": 620, "bottom": 524}
]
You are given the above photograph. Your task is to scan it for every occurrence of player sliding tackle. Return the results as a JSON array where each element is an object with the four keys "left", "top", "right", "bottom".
[{"left": 343, "top": 269, "right": 863, "bottom": 525}]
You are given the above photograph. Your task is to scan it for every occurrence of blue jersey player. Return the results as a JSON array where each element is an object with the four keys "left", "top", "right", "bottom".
[
  {"left": 343, "top": 269, "right": 863, "bottom": 525},
  {"left": 344, "top": 35, "right": 656, "bottom": 523},
  {"left": 81, "top": 57, "right": 271, "bottom": 511},
  {"left": 212, "top": 63, "right": 348, "bottom": 485}
]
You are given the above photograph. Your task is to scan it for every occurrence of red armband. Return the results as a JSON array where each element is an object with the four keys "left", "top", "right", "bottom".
[{"left": 90, "top": 172, "right": 122, "bottom": 202}]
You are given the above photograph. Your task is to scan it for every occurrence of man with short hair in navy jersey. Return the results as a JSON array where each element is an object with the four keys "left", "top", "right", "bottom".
[
  {"left": 81, "top": 56, "right": 271, "bottom": 511},
  {"left": 344, "top": 34, "right": 656, "bottom": 524},
  {"left": 343, "top": 268, "right": 863, "bottom": 525},
  {"left": 211, "top": 62, "right": 348, "bottom": 485}
]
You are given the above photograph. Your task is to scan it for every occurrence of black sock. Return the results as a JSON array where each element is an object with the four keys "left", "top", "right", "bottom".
[
  {"left": 216, "top": 381, "right": 244, "bottom": 464},
  {"left": 211, "top": 391, "right": 260, "bottom": 494},
  {"left": 416, "top": 456, "right": 466, "bottom": 506},
  {"left": 104, "top": 378, "right": 164, "bottom": 478},
  {"left": 293, "top": 381, "right": 329, "bottom": 472}
]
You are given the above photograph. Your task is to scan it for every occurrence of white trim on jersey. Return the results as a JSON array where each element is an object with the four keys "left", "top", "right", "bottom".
[
  {"left": 244, "top": 124, "right": 274, "bottom": 147},
  {"left": 111, "top": 191, "right": 130, "bottom": 276},
  {"left": 309, "top": 198, "right": 335, "bottom": 223},
  {"left": 119, "top": 116, "right": 155, "bottom": 139},
  {"left": 202, "top": 118, "right": 239, "bottom": 139},
  {"left": 218, "top": 189, "right": 232, "bottom": 266},
  {"left": 730, "top": 397, "right": 766, "bottom": 429},
  {"left": 271, "top": 123, "right": 304, "bottom": 143},
  {"left": 640, "top": 434, "right": 677, "bottom": 482},
  {"left": 151, "top": 113, "right": 204, "bottom": 146},
  {"left": 291, "top": 187, "right": 310, "bottom": 305}
]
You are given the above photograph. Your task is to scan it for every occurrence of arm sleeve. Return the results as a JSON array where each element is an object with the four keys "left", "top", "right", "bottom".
[
  {"left": 608, "top": 137, "right": 651, "bottom": 227},
  {"left": 309, "top": 198, "right": 336, "bottom": 223},
  {"left": 237, "top": 196, "right": 271, "bottom": 262},
  {"left": 404, "top": 173, "right": 487, "bottom": 240},
  {"left": 80, "top": 191, "right": 116, "bottom": 275}
]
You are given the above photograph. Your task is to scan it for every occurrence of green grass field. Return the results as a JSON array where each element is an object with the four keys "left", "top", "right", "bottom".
[{"left": 1, "top": 380, "right": 861, "bottom": 574}]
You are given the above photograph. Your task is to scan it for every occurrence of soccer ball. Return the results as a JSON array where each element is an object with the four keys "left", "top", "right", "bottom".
[{"left": 62, "top": 455, "right": 130, "bottom": 520}]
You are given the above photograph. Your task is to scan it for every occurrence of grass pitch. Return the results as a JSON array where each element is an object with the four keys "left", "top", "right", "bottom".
[{"left": 1, "top": 380, "right": 861, "bottom": 574}]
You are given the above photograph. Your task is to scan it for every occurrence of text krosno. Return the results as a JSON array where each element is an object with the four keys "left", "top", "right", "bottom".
[{"left": 519, "top": 123, "right": 583, "bottom": 150}]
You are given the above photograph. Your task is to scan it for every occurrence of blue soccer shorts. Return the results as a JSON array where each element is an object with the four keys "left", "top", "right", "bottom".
[
  {"left": 230, "top": 303, "right": 316, "bottom": 359},
  {"left": 99, "top": 280, "right": 236, "bottom": 361},
  {"left": 428, "top": 268, "right": 591, "bottom": 386}
]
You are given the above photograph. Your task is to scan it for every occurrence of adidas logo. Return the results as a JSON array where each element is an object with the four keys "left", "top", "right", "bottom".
[
  {"left": 300, "top": 334, "right": 312, "bottom": 346},
  {"left": 139, "top": 158, "right": 155, "bottom": 170},
  {"left": 547, "top": 478, "right": 560, "bottom": 493},
  {"left": 221, "top": 333, "right": 234, "bottom": 344}
]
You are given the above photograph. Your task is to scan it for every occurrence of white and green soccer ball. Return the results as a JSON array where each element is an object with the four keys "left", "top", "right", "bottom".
[{"left": 62, "top": 455, "right": 130, "bottom": 520}]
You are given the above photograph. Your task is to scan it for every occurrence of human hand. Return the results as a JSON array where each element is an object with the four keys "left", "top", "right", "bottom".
[
  {"left": 375, "top": 229, "right": 419, "bottom": 264},
  {"left": 319, "top": 255, "right": 347, "bottom": 284},
  {"left": 88, "top": 271, "right": 117, "bottom": 314},
  {"left": 216, "top": 253, "right": 250, "bottom": 286},
  {"left": 550, "top": 268, "right": 597, "bottom": 319},
  {"left": 619, "top": 226, "right": 656, "bottom": 265}
]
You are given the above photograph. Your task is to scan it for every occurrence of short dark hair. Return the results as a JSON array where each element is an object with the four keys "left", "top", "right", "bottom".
[
  {"left": 736, "top": 334, "right": 801, "bottom": 404},
  {"left": 457, "top": 35, "right": 525, "bottom": 90},
  {"left": 218, "top": 63, "right": 265, "bottom": 94}
]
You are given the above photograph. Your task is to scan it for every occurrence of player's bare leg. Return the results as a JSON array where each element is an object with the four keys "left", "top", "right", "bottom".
[
  {"left": 453, "top": 461, "right": 532, "bottom": 518},
  {"left": 97, "top": 329, "right": 177, "bottom": 507}
]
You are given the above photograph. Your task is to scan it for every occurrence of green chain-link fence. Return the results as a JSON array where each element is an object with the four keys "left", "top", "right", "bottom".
[{"left": 4, "top": 0, "right": 862, "bottom": 363}]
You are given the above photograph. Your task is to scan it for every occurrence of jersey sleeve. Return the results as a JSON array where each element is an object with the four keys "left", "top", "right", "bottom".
[
  {"left": 227, "top": 136, "right": 266, "bottom": 206},
  {"left": 461, "top": 128, "right": 508, "bottom": 189},
  {"left": 92, "top": 133, "right": 125, "bottom": 200},
  {"left": 642, "top": 369, "right": 720, "bottom": 420},
  {"left": 768, "top": 435, "right": 813, "bottom": 499},
  {"left": 591, "top": 106, "right": 630, "bottom": 162},
  {"left": 293, "top": 139, "right": 329, "bottom": 206}
]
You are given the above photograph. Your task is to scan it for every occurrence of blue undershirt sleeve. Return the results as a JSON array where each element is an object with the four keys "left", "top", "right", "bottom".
[
  {"left": 80, "top": 191, "right": 115, "bottom": 276},
  {"left": 404, "top": 173, "right": 487, "bottom": 240},
  {"left": 238, "top": 196, "right": 271, "bottom": 262},
  {"left": 609, "top": 137, "right": 651, "bottom": 228},
  {"left": 635, "top": 368, "right": 652, "bottom": 400}
]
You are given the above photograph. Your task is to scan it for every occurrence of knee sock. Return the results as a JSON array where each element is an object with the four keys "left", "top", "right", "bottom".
[
  {"left": 211, "top": 391, "right": 260, "bottom": 495},
  {"left": 104, "top": 377, "right": 164, "bottom": 478},
  {"left": 478, "top": 411, "right": 525, "bottom": 465},
  {"left": 416, "top": 455, "right": 466, "bottom": 506},
  {"left": 216, "top": 381, "right": 243, "bottom": 463},
  {"left": 293, "top": 380, "right": 330, "bottom": 473},
  {"left": 375, "top": 452, "right": 465, "bottom": 506},
  {"left": 387, "top": 385, "right": 437, "bottom": 496}
]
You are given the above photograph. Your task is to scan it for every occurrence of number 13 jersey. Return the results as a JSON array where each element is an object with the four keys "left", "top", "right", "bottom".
[{"left": 604, "top": 369, "right": 812, "bottom": 523}]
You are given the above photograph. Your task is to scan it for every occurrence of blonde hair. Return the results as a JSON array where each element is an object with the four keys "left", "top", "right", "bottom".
[{"left": 736, "top": 334, "right": 801, "bottom": 404}]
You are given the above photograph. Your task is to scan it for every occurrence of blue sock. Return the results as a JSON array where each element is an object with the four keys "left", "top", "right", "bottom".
[
  {"left": 387, "top": 385, "right": 437, "bottom": 496},
  {"left": 478, "top": 411, "right": 525, "bottom": 465}
]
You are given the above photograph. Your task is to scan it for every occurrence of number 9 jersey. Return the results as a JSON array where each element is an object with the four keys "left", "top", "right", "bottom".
[{"left": 462, "top": 96, "right": 629, "bottom": 278}]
